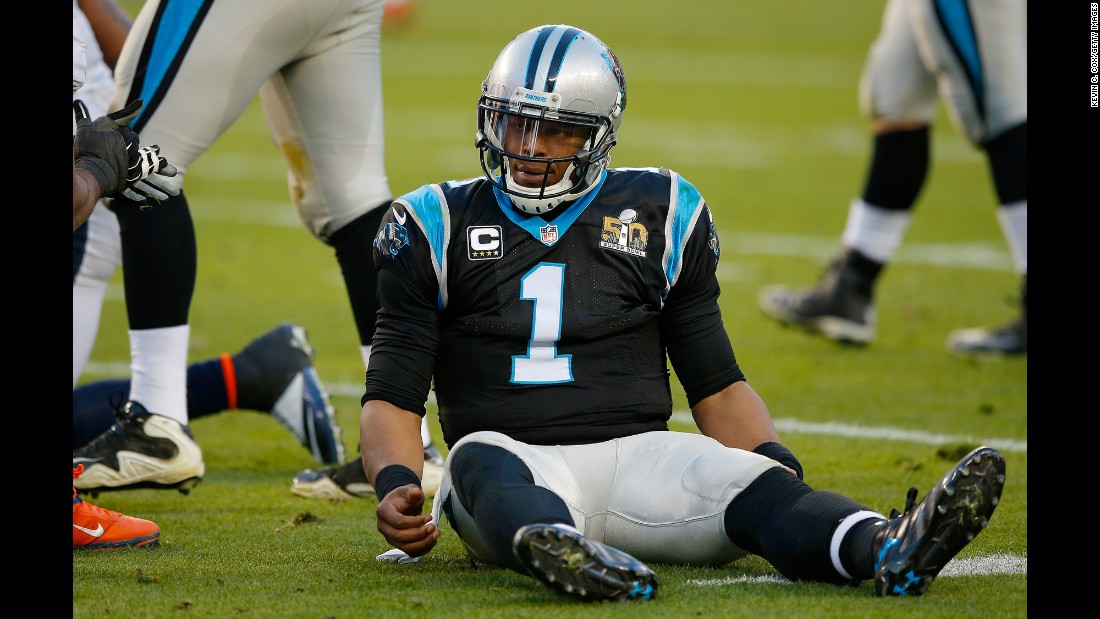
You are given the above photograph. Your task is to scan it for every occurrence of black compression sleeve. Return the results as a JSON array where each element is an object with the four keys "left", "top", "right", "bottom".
[
  {"left": 374, "top": 464, "right": 421, "bottom": 499},
  {"left": 753, "top": 441, "right": 804, "bottom": 480},
  {"left": 661, "top": 272, "right": 745, "bottom": 406}
]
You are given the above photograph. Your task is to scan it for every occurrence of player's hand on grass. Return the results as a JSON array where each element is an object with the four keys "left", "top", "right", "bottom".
[{"left": 375, "top": 484, "right": 439, "bottom": 557}]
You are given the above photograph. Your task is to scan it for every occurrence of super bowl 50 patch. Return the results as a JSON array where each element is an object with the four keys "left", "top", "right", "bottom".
[{"left": 599, "top": 209, "right": 648, "bottom": 258}]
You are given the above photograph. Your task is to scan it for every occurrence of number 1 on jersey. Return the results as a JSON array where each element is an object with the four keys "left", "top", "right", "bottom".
[{"left": 512, "top": 262, "right": 573, "bottom": 384}]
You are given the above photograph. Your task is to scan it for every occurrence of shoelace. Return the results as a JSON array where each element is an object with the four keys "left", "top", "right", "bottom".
[
  {"left": 888, "top": 486, "right": 919, "bottom": 519},
  {"left": 73, "top": 464, "right": 86, "bottom": 499},
  {"left": 75, "top": 410, "right": 130, "bottom": 454}
]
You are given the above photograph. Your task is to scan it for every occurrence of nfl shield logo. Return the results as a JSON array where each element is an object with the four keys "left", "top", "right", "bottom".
[{"left": 540, "top": 224, "right": 558, "bottom": 244}]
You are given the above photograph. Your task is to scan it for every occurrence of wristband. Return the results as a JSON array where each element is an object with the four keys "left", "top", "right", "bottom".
[
  {"left": 753, "top": 441, "right": 804, "bottom": 480},
  {"left": 373, "top": 464, "right": 422, "bottom": 499},
  {"left": 75, "top": 157, "right": 117, "bottom": 196}
]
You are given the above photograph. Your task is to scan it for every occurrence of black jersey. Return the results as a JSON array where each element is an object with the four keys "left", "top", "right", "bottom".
[{"left": 365, "top": 167, "right": 744, "bottom": 447}]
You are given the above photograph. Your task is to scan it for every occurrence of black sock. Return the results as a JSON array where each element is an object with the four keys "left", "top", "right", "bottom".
[
  {"left": 185, "top": 358, "right": 231, "bottom": 418},
  {"left": 331, "top": 205, "right": 389, "bottom": 347},
  {"left": 839, "top": 248, "right": 885, "bottom": 297},
  {"left": 448, "top": 442, "right": 574, "bottom": 573},
  {"left": 724, "top": 468, "right": 874, "bottom": 585},
  {"left": 861, "top": 127, "right": 930, "bottom": 212},
  {"left": 840, "top": 518, "right": 887, "bottom": 580},
  {"left": 983, "top": 121, "right": 1026, "bottom": 205},
  {"left": 113, "top": 192, "right": 196, "bottom": 328}
]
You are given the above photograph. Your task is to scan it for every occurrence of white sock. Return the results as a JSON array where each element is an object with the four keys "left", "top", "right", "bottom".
[
  {"left": 997, "top": 200, "right": 1027, "bottom": 274},
  {"left": 128, "top": 324, "right": 190, "bottom": 425},
  {"left": 829, "top": 510, "right": 885, "bottom": 580},
  {"left": 841, "top": 198, "right": 912, "bottom": 263}
]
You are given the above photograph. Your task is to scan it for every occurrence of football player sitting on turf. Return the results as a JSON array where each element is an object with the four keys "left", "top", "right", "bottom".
[{"left": 358, "top": 24, "right": 1006, "bottom": 601}]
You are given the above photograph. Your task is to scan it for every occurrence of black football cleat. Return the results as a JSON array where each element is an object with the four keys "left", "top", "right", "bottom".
[
  {"left": 873, "top": 446, "right": 1006, "bottom": 596},
  {"left": 758, "top": 250, "right": 877, "bottom": 345},
  {"left": 73, "top": 401, "right": 204, "bottom": 495},
  {"left": 513, "top": 523, "right": 658, "bottom": 602}
]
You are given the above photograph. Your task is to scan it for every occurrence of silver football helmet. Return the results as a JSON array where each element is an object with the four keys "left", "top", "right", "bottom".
[{"left": 476, "top": 25, "right": 627, "bottom": 214}]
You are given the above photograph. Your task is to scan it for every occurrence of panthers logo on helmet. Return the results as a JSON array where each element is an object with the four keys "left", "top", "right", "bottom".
[{"left": 603, "top": 46, "right": 627, "bottom": 113}]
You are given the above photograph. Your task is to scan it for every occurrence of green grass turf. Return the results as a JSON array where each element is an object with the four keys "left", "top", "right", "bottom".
[{"left": 75, "top": 1, "right": 1026, "bottom": 617}]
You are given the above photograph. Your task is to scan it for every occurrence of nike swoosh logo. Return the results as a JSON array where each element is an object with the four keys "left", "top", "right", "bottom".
[
  {"left": 74, "top": 522, "right": 105, "bottom": 537},
  {"left": 73, "top": 457, "right": 102, "bottom": 465},
  {"left": 392, "top": 206, "right": 407, "bottom": 225}
]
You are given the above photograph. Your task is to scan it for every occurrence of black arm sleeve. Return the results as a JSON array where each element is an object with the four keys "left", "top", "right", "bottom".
[
  {"left": 660, "top": 204, "right": 746, "bottom": 407},
  {"left": 361, "top": 204, "right": 440, "bottom": 415}
]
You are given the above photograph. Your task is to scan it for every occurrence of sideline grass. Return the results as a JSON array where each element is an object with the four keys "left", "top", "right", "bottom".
[{"left": 76, "top": 2, "right": 1026, "bottom": 617}]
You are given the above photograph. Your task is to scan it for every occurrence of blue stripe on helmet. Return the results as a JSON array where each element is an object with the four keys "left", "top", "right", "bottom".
[
  {"left": 524, "top": 27, "right": 556, "bottom": 90},
  {"left": 544, "top": 27, "right": 581, "bottom": 92}
]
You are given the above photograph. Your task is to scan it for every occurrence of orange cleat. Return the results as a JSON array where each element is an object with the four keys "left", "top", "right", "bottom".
[{"left": 73, "top": 465, "right": 160, "bottom": 550}]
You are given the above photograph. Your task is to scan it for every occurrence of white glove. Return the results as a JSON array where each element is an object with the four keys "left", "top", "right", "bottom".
[
  {"left": 375, "top": 548, "right": 421, "bottom": 564},
  {"left": 121, "top": 144, "right": 180, "bottom": 204}
]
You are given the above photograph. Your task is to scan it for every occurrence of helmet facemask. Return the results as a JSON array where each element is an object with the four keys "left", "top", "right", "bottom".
[{"left": 477, "top": 88, "right": 616, "bottom": 215}]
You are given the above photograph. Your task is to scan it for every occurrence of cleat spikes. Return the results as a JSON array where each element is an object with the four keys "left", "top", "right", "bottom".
[
  {"left": 873, "top": 447, "right": 1005, "bottom": 597},
  {"left": 513, "top": 524, "right": 659, "bottom": 602}
]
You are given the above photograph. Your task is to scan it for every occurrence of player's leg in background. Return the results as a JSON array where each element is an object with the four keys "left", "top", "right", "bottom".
[
  {"left": 261, "top": 0, "right": 445, "bottom": 484},
  {"left": 74, "top": 323, "right": 345, "bottom": 466},
  {"left": 915, "top": 0, "right": 1027, "bottom": 356},
  {"left": 75, "top": 0, "right": 310, "bottom": 493},
  {"left": 74, "top": 206, "right": 122, "bottom": 388},
  {"left": 757, "top": 0, "right": 938, "bottom": 346},
  {"left": 258, "top": 0, "right": 391, "bottom": 372}
]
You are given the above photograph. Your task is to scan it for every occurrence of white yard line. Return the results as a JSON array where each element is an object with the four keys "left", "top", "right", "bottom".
[
  {"left": 669, "top": 411, "right": 1025, "bottom": 454},
  {"left": 687, "top": 553, "right": 1027, "bottom": 586}
]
